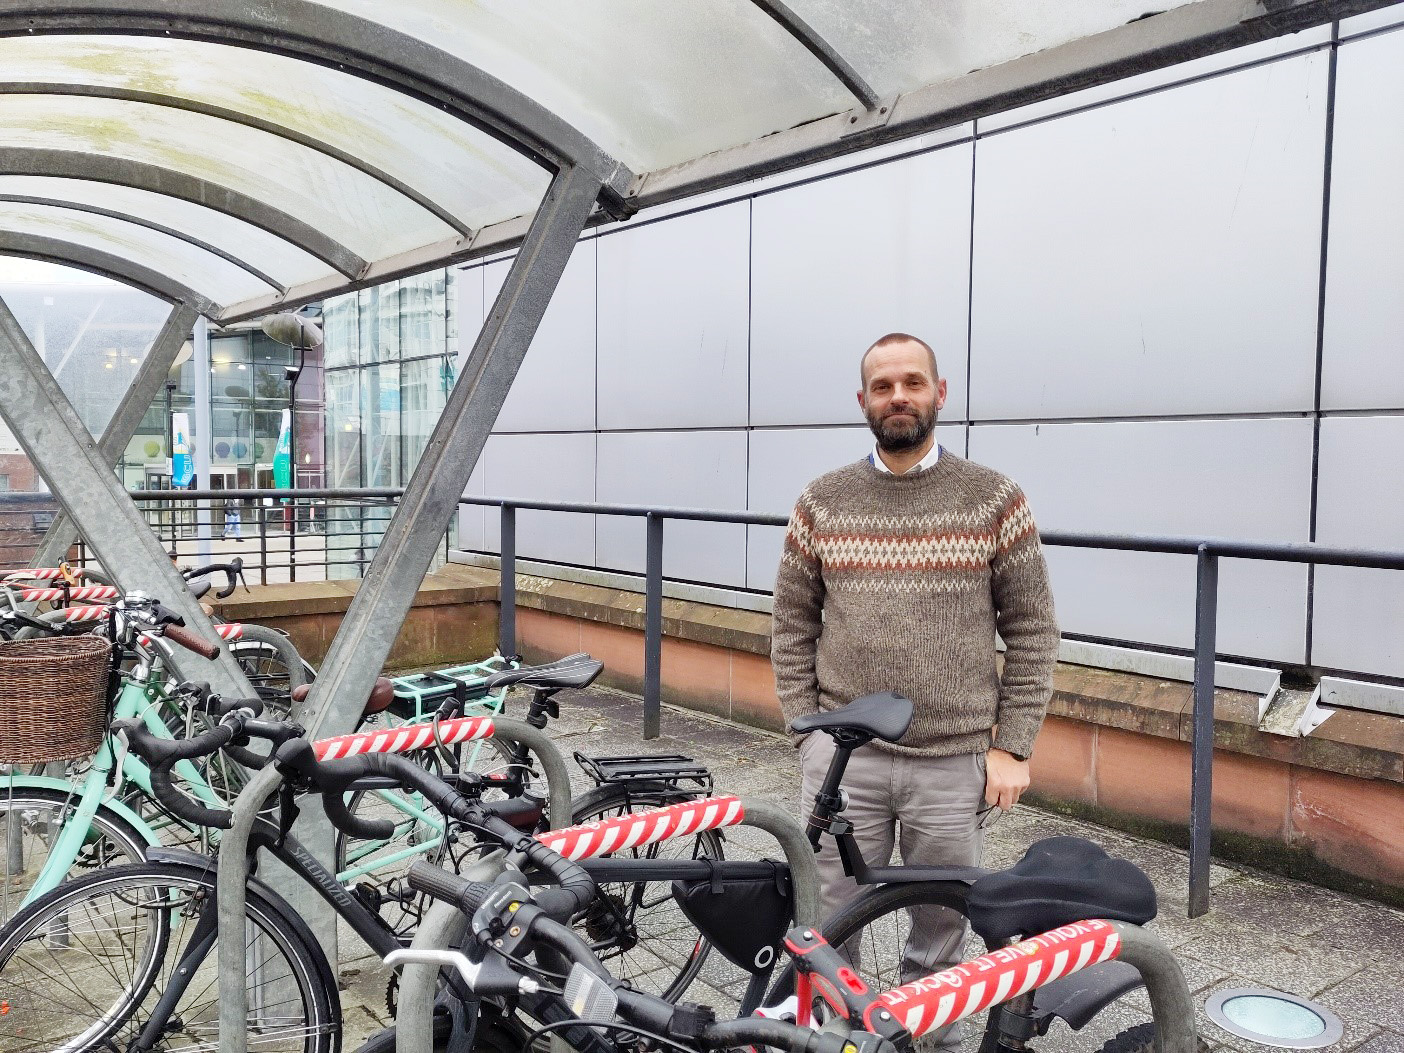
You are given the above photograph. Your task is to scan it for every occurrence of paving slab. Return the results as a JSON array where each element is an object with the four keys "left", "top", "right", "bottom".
[{"left": 337, "top": 684, "right": 1403, "bottom": 1052}]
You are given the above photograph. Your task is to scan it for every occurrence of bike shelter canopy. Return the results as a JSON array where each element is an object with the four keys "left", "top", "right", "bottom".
[{"left": 0, "top": 0, "right": 1390, "bottom": 723}]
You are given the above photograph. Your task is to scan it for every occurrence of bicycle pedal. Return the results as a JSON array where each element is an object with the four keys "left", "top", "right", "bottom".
[{"left": 351, "top": 882, "right": 383, "bottom": 911}]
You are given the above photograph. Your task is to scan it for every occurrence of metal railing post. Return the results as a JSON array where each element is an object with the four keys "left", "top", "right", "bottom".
[
  {"left": 644, "top": 512, "right": 664, "bottom": 739},
  {"left": 1189, "top": 544, "right": 1219, "bottom": 918},
  {"left": 258, "top": 502, "right": 268, "bottom": 585},
  {"left": 500, "top": 504, "right": 516, "bottom": 658}
]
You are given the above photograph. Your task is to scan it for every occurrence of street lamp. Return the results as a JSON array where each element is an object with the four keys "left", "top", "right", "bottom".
[{"left": 260, "top": 312, "right": 323, "bottom": 576}]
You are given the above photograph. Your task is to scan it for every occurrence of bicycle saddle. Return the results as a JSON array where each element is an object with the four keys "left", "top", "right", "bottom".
[
  {"left": 292, "top": 676, "right": 396, "bottom": 716},
  {"left": 483, "top": 653, "right": 603, "bottom": 693},
  {"left": 966, "top": 836, "right": 1156, "bottom": 942},
  {"left": 789, "top": 691, "right": 913, "bottom": 743}
]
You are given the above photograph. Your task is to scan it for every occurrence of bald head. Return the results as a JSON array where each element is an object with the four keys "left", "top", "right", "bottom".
[{"left": 860, "top": 333, "right": 939, "bottom": 387}]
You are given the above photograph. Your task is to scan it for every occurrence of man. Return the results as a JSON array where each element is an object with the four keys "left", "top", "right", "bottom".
[{"left": 771, "top": 333, "right": 1059, "bottom": 1044}]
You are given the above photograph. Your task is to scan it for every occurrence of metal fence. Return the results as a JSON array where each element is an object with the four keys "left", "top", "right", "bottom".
[
  {"left": 461, "top": 495, "right": 1404, "bottom": 917},
  {"left": 5, "top": 485, "right": 1401, "bottom": 914}
]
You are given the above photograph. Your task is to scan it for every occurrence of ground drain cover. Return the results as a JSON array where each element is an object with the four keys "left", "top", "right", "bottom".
[{"left": 1205, "top": 988, "right": 1344, "bottom": 1048}]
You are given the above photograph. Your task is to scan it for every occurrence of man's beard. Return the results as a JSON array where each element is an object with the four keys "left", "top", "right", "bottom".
[{"left": 865, "top": 404, "right": 937, "bottom": 453}]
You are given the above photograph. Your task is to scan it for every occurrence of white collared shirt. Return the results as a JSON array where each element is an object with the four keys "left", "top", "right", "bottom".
[{"left": 870, "top": 442, "right": 941, "bottom": 475}]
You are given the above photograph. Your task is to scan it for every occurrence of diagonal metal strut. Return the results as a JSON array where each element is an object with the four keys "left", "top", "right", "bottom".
[{"left": 0, "top": 293, "right": 254, "bottom": 695}]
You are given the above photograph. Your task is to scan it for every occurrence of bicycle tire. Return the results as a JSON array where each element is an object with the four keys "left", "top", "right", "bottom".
[
  {"left": 568, "top": 781, "right": 723, "bottom": 1004},
  {"left": 1087, "top": 1020, "right": 1210, "bottom": 1053},
  {"left": 0, "top": 784, "right": 151, "bottom": 929},
  {"left": 0, "top": 859, "right": 339, "bottom": 1053},
  {"left": 226, "top": 623, "right": 312, "bottom": 719}
]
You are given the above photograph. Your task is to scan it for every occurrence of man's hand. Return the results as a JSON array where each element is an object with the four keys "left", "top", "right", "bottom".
[{"left": 985, "top": 748, "right": 1030, "bottom": 811}]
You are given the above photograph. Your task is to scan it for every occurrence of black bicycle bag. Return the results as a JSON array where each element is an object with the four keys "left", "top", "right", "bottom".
[{"left": 672, "top": 859, "right": 792, "bottom": 973}]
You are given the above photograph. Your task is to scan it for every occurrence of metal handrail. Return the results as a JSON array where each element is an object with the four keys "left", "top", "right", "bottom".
[{"left": 456, "top": 493, "right": 1404, "bottom": 918}]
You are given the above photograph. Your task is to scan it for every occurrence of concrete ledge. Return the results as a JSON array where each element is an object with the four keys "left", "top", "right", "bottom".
[{"left": 210, "top": 562, "right": 498, "bottom": 669}]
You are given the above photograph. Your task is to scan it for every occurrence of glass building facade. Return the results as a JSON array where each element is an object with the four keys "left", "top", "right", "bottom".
[{"left": 322, "top": 268, "right": 459, "bottom": 575}]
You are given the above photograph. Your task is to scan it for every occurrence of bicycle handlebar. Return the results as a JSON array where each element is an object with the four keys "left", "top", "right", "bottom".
[{"left": 181, "top": 557, "right": 244, "bottom": 600}]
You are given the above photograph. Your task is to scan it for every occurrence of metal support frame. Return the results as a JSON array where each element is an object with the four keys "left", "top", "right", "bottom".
[
  {"left": 0, "top": 192, "right": 286, "bottom": 293},
  {"left": 1189, "top": 546, "right": 1219, "bottom": 918},
  {"left": 0, "top": 147, "right": 366, "bottom": 278},
  {"left": 644, "top": 512, "right": 664, "bottom": 739},
  {"left": 0, "top": 230, "right": 220, "bottom": 313},
  {"left": 0, "top": 293, "right": 254, "bottom": 694},
  {"left": 34, "top": 302, "right": 198, "bottom": 566},
  {"left": 302, "top": 165, "right": 603, "bottom": 740},
  {"left": 750, "top": 0, "right": 882, "bottom": 109},
  {"left": 0, "top": 83, "right": 474, "bottom": 236}
]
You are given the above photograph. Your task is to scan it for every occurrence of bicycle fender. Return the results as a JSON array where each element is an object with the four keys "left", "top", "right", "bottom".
[
  {"left": 11, "top": 774, "right": 162, "bottom": 848},
  {"left": 1030, "top": 960, "right": 1144, "bottom": 1032}
]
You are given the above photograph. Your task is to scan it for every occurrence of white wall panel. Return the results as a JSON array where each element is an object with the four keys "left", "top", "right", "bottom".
[
  {"left": 750, "top": 146, "right": 973, "bottom": 426},
  {"left": 1309, "top": 416, "right": 1404, "bottom": 676},
  {"left": 454, "top": 264, "right": 485, "bottom": 370},
  {"left": 596, "top": 203, "right": 750, "bottom": 430},
  {"left": 466, "top": 432, "right": 597, "bottom": 567},
  {"left": 456, "top": 437, "right": 491, "bottom": 552},
  {"left": 1339, "top": 6, "right": 1404, "bottom": 37},
  {"left": 968, "top": 418, "right": 1313, "bottom": 661},
  {"left": 489, "top": 244, "right": 597, "bottom": 432},
  {"left": 596, "top": 430, "right": 748, "bottom": 587},
  {"left": 971, "top": 54, "right": 1327, "bottom": 420},
  {"left": 979, "top": 26, "right": 1331, "bottom": 132},
  {"left": 1320, "top": 29, "right": 1404, "bottom": 411},
  {"left": 744, "top": 423, "right": 965, "bottom": 590}
]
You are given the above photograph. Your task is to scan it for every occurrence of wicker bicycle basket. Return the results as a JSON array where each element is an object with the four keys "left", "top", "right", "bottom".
[{"left": 0, "top": 635, "right": 111, "bottom": 764}]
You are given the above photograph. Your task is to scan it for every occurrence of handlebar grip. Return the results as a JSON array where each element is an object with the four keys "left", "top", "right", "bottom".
[
  {"left": 405, "top": 861, "right": 493, "bottom": 914},
  {"left": 162, "top": 622, "right": 221, "bottom": 659},
  {"left": 323, "top": 789, "right": 395, "bottom": 841}
]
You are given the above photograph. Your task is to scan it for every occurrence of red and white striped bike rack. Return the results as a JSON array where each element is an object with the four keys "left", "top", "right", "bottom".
[
  {"left": 308, "top": 715, "right": 748, "bottom": 862},
  {"left": 863, "top": 919, "right": 1122, "bottom": 1038}
]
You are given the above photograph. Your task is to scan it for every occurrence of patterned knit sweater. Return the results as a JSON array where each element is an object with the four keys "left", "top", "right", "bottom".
[{"left": 771, "top": 450, "right": 1059, "bottom": 760}]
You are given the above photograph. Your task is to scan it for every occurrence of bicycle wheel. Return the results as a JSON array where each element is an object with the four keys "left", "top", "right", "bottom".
[
  {"left": 0, "top": 860, "right": 339, "bottom": 1053},
  {"left": 0, "top": 784, "right": 151, "bottom": 928},
  {"left": 567, "top": 782, "right": 722, "bottom": 1003},
  {"left": 227, "top": 623, "right": 312, "bottom": 720}
]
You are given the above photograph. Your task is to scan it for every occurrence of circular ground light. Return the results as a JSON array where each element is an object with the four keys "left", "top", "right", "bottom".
[{"left": 1205, "top": 989, "right": 1344, "bottom": 1048}]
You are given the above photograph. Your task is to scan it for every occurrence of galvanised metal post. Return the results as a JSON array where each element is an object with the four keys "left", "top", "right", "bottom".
[
  {"left": 500, "top": 503, "right": 516, "bottom": 656},
  {"left": 1189, "top": 544, "right": 1219, "bottom": 918},
  {"left": 644, "top": 512, "right": 664, "bottom": 739},
  {"left": 301, "top": 165, "right": 603, "bottom": 741},
  {"left": 0, "top": 296, "right": 254, "bottom": 695},
  {"left": 34, "top": 303, "right": 198, "bottom": 566}
]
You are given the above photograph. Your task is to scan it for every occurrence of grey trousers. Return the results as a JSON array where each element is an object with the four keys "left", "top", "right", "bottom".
[{"left": 799, "top": 734, "right": 987, "bottom": 1047}]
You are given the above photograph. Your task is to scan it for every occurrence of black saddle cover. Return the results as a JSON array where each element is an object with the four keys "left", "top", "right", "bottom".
[
  {"left": 672, "top": 861, "right": 792, "bottom": 973},
  {"left": 966, "top": 836, "right": 1156, "bottom": 943}
]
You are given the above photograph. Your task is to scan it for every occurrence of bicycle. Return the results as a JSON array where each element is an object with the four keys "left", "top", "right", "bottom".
[
  {"left": 0, "top": 682, "right": 651, "bottom": 1052},
  {"left": 336, "top": 653, "right": 727, "bottom": 1002},
  {"left": 0, "top": 590, "right": 303, "bottom": 926},
  {"left": 380, "top": 847, "right": 1195, "bottom": 1053}
]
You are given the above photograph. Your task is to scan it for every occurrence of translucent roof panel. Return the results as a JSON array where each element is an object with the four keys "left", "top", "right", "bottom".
[
  {"left": 322, "top": 0, "right": 857, "bottom": 170},
  {"left": 0, "top": 94, "right": 455, "bottom": 261},
  {"left": 0, "top": 175, "right": 327, "bottom": 288},
  {"left": 782, "top": 0, "right": 1203, "bottom": 99},
  {"left": 0, "top": 200, "right": 265, "bottom": 306},
  {"left": 0, "top": 35, "right": 550, "bottom": 234}
]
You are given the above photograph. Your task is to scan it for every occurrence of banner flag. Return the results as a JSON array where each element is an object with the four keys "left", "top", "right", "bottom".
[
  {"left": 171, "top": 412, "right": 194, "bottom": 487},
  {"left": 272, "top": 409, "right": 292, "bottom": 490}
]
